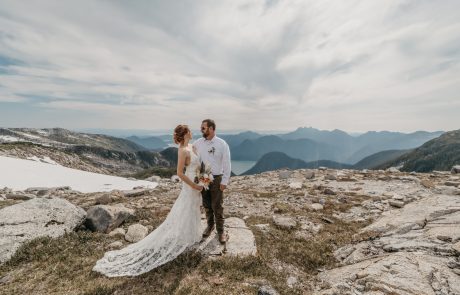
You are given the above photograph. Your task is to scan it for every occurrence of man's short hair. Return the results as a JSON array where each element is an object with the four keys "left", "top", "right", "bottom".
[{"left": 202, "top": 119, "right": 216, "bottom": 130}]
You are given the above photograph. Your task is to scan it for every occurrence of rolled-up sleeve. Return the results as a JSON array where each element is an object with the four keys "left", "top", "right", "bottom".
[{"left": 221, "top": 141, "right": 231, "bottom": 185}]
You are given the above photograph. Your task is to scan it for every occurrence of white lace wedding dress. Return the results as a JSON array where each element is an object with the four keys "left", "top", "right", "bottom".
[{"left": 92, "top": 145, "right": 202, "bottom": 277}]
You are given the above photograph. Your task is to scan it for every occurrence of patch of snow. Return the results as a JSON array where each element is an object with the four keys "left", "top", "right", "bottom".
[
  {"left": 26, "top": 156, "right": 58, "bottom": 165},
  {"left": 42, "top": 156, "right": 58, "bottom": 165},
  {"left": 0, "top": 135, "right": 19, "bottom": 142},
  {"left": 36, "top": 130, "right": 49, "bottom": 136},
  {"left": 17, "top": 132, "right": 41, "bottom": 140},
  {"left": 0, "top": 156, "right": 158, "bottom": 193}
]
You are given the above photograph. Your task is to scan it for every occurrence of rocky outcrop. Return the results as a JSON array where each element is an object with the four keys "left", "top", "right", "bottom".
[
  {"left": 199, "top": 217, "right": 257, "bottom": 257},
  {"left": 316, "top": 191, "right": 460, "bottom": 295},
  {"left": 85, "top": 205, "right": 135, "bottom": 233},
  {"left": 0, "top": 197, "right": 86, "bottom": 264}
]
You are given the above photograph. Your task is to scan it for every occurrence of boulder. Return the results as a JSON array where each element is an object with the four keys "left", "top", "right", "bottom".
[
  {"left": 199, "top": 217, "right": 257, "bottom": 257},
  {"left": 107, "top": 241, "right": 123, "bottom": 249},
  {"left": 317, "top": 253, "right": 460, "bottom": 295},
  {"left": 108, "top": 227, "right": 126, "bottom": 237},
  {"left": 5, "top": 193, "right": 35, "bottom": 200},
  {"left": 125, "top": 224, "right": 148, "bottom": 242},
  {"left": 258, "top": 285, "right": 279, "bottom": 295},
  {"left": 123, "top": 189, "right": 148, "bottom": 198},
  {"left": 323, "top": 188, "right": 336, "bottom": 195},
  {"left": 0, "top": 197, "right": 86, "bottom": 264},
  {"left": 451, "top": 165, "right": 460, "bottom": 174},
  {"left": 278, "top": 171, "right": 293, "bottom": 180},
  {"left": 386, "top": 167, "right": 400, "bottom": 173},
  {"left": 421, "top": 179, "right": 435, "bottom": 188},
  {"left": 288, "top": 181, "right": 302, "bottom": 189},
  {"left": 85, "top": 205, "right": 135, "bottom": 233},
  {"left": 452, "top": 242, "right": 460, "bottom": 254},
  {"left": 95, "top": 194, "right": 112, "bottom": 205},
  {"left": 272, "top": 216, "right": 297, "bottom": 230},
  {"left": 324, "top": 174, "right": 337, "bottom": 181},
  {"left": 310, "top": 203, "right": 324, "bottom": 211},
  {"left": 389, "top": 200, "right": 405, "bottom": 208},
  {"left": 145, "top": 175, "right": 161, "bottom": 183},
  {"left": 304, "top": 170, "right": 315, "bottom": 179}
]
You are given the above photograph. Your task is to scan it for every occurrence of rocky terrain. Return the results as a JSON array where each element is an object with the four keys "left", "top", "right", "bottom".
[{"left": 1, "top": 166, "right": 460, "bottom": 294}]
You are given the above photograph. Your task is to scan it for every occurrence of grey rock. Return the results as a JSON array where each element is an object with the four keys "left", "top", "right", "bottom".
[
  {"left": 108, "top": 227, "right": 126, "bottom": 237},
  {"left": 325, "top": 174, "right": 337, "bottom": 181},
  {"left": 389, "top": 200, "right": 405, "bottom": 208},
  {"left": 278, "top": 171, "right": 293, "bottom": 180},
  {"left": 123, "top": 189, "right": 148, "bottom": 198},
  {"left": 272, "top": 216, "right": 297, "bottom": 229},
  {"left": 199, "top": 217, "right": 257, "bottom": 257},
  {"left": 145, "top": 175, "right": 161, "bottom": 183},
  {"left": 434, "top": 185, "right": 460, "bottom": 195},
  {"left": 310, "top": 203, "right": 324, "bottom": 211},
  {"left": 451, "top": 165, "right": 460, "bottom": 174},
  {"left": 107, "top": 241, "right": 123, "bottom": 249},
  {"left": 444, "top": 181, "right": 460, "bottom": 187},
  {"left": 288, "top": 181, "right": 302, "bottom": 189},
  {"left": 453, "top": 242, "right": 460, "bottom": 254},
  {"left": 0, "top": 197, "right": 86, "bottom": 264},
  {"left": 5, "top": 193, "right": 35, "bottom": 200},
  {"left": 323, "top": 188, "right": 336, "bottom": 195},
  {"left": 95, "top": 194, "right": 112, "bottom": 205},
  {"left": 305, "top": 170, "right": 315, "bottom": 179},
  {"left": 258, "top": 285, "right": 279, "bottom": 295},
  {"left": 85, "top": 205, "right": 135, "bottom": 233},
  {"left": 125, "top": 224, "right": 148, "bottom": 242},
  {"left": 386, "top": 167, "right": 400, "bottom": 173},
  {"left": 318, "top": 253, "right": 460, "bottom": 295}
]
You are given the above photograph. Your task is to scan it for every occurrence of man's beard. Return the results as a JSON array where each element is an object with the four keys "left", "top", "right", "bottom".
[{"left": 202, "top": 132, "right": 208, "bottom": 138}]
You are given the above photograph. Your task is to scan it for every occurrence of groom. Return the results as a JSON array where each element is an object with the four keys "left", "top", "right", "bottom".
[{"left": 193, "top": 119, "right": 231, "bottom": 243}]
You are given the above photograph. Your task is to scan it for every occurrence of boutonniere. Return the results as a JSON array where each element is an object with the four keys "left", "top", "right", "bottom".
[{"left": 208, "top": 147, "right": 215, "bottom": 155}]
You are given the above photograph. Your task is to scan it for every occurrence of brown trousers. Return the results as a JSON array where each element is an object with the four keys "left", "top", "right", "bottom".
[{"left": 201, "top": 175, "right": 224, "bottom": 233}]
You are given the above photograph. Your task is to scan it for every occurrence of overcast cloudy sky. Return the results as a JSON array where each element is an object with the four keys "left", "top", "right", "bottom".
[{"left": 0, "top": 0, "right": 459, "bottom": 133}]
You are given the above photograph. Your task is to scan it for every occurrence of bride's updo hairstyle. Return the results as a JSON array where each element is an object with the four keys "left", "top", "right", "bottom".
[{"left": 173, "top": 124, "right": 190, "bottom": 144}]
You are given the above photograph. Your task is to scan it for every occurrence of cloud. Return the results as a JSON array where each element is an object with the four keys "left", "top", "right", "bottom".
[{"left": 0, "top": 0, "right": 459, "bottom": 132}]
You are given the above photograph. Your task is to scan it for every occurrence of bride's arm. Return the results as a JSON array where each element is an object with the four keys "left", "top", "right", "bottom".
[{"left": 177, "top": 147, "right": 203, "bottom": 191}]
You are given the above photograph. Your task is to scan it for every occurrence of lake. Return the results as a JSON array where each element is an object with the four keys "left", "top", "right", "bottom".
[{"left": 231, "top": 160, "right": 256, "bottom": 175}]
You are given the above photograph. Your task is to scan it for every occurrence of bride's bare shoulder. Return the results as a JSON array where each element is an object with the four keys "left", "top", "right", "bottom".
[{"left": 178, "top": 146, "right": 190, "bottom": 156}]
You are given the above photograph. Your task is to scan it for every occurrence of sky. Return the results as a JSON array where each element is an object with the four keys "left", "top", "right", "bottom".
[{"left": 0, "top": 0, "right": 459, "bottom": 133}]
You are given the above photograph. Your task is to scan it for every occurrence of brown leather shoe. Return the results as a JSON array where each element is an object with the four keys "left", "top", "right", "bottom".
[
  {"left": 218, "top": 232, "right": 228, "bottom": 244},
  {"left": 202, "top": 225, "right": 215, "bottom": 238}
]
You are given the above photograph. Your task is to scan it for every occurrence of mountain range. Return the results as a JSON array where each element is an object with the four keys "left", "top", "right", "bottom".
[
  {"left": 241, "top": 129, "right": 459, "bottom": 175},
  {"left": 242, "top": 152, "right": 353, "bottom": 175},
  {"left": 377, "top": 129, "right": 460, "bottom": 172},
  {"left": 228, "top": 127, "right": 443, "bottom": 164},
  {"left": 125, "top": 136, "right": 168, "bottom": 151}
]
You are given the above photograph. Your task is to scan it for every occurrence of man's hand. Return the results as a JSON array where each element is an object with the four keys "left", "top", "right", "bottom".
[{"left": 220, "top": 184, "right": 227, "bottom": 191}]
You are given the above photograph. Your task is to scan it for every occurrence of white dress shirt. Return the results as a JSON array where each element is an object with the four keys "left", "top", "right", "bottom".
[{"left": 193, "top": 135, "right": 231, "bottom": 185}]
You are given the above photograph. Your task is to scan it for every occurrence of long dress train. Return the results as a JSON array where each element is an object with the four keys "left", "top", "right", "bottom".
[{"left": 92, "top": 145, "right": 202, "bottom": 277}]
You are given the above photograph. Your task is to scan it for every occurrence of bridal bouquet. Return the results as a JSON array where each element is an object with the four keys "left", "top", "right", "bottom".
[{"left": 194, "top": 162, "right": 214, "bottom": 190}]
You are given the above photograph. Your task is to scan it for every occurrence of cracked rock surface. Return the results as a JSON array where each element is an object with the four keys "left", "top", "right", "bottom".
[{"left": 0, "top": 197, "right": 86, "bottom": 264}]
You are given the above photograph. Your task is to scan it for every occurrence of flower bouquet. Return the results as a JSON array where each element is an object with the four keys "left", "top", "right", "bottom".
[{"left": 194, "top": 161, "right": 214, "bottom": 190}]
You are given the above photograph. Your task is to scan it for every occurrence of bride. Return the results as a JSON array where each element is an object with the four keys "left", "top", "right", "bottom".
[{"left": 93, "top": 124, "right": 204, "bottom": 277}]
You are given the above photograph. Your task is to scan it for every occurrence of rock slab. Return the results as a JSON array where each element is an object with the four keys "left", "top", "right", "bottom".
[
  {"left": 199, "top": 217, "right": 257, "bottom": 257},
  {"left": 85, "top": 205, "right": 134, "bottom": 233},
  {"left": 0, "top": 197, "right": 86, "bottom": 264}
]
